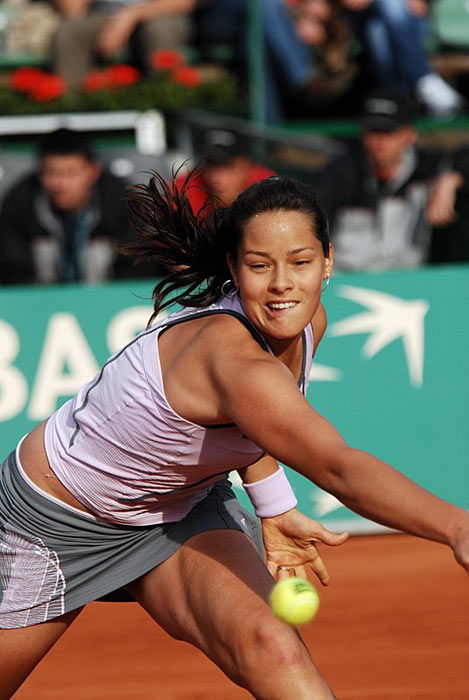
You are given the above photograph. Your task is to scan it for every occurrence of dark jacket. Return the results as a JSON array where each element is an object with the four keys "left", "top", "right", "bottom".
[
  {"left": 312, "top": 142, "right": 452, "bottom": 270},
  {"left": 0, "top": 169, "right": 156, "bottom": 285},
  {"left": 429, "top": 145, "right": 469, "bottom": 264}
]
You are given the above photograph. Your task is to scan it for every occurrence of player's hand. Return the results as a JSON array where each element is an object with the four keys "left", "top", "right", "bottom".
[
  {"left": 261, "top": 508, "right": 349, "bottom": 585},
  {"left": 450, "top": 523, "right": 469, "bottom": 574}
]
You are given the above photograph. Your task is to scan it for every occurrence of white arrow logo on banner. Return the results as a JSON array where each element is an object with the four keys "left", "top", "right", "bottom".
[
  {"left": 309, "top": 364, "right": 342, "bottom": 382},
  {"left": 312, "top": 491, "right": 342, "bottom": 516},
  {"left": 330, "top": 285, "right": 429, "bottom": 387}
]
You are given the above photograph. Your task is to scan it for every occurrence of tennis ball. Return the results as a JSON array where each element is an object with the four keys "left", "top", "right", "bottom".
[{"left": 269, "top": 577, "right": 319, "bottom": 626}]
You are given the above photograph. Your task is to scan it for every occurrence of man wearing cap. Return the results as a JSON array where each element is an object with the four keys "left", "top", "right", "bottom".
[
  {"left": 176, "top": 128, "right": 276, "bottom": 214},
  {"left": 312, "top": 91, "right": 461, "bottom": 271}
]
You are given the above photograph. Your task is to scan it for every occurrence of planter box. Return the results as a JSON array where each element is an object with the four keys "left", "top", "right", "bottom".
[{"left": 0, "top": 109, "right": 167, "bottom": 155}]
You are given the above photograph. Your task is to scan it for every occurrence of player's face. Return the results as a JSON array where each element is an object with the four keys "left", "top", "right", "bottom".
[
  {"left": 229, "top": 209, "right": 332, "bottom": 349},
  {"left": 40, "top": 154, "right": 100, "bottom": 211}
]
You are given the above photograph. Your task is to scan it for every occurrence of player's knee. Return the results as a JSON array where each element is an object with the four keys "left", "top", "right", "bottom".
[
  {"left": 256, "top": 616, "right": 305, "bottom": 666},
  {"left": 237, "top": 614, "right": 307, "bottom": 677}
]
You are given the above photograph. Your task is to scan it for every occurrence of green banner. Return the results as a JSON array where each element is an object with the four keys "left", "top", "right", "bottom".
[{"left": 1, "top": 265, "right": 468, "bottom": 532}]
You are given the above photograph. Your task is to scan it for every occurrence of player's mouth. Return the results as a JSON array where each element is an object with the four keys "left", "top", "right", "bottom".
[{"left": 265, "top": 301, "right": 299, "bottom": 317}]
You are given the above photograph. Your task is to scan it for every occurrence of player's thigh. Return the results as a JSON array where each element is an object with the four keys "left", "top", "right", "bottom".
[
  {"left": 128, "top": 531, "right": 334, "bottom": 698},
  {"left": 127, "top": 529, "right": 276, "bottom": 649},
  {"left": 0, "top": 607, "right": 83, "bottom": 700}
]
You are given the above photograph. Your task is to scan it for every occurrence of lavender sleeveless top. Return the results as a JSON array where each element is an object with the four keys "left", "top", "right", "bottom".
[{"left": 45, "top": 294, "right": 314, "bottom": 525}]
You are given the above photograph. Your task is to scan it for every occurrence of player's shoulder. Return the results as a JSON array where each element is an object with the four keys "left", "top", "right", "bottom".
[
  {"left": 199, "top": 314, "right": 291, "bottom": 395},
  {"left": 200, "top": 312, "right": 270, "bottom": 356}
]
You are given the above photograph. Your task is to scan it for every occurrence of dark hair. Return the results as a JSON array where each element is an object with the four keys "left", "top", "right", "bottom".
[
  {"left": 125, "top": 171, "right": 329, "bottom": 324},
  {"left": 38, "top": 128, "right": 95, "bottom": 161},
  {"left": 227, "top": 175, "right": 330, "bottom": 262}
]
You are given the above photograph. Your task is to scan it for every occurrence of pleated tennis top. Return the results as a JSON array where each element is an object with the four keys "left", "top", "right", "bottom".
[{"left": 44, "top": 293, "right": 314, "bottom": 525}]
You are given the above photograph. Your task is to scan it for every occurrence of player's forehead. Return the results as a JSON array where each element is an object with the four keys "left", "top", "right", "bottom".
[{"left": 239, "top": 209, "right": 320, "bottom": 254}]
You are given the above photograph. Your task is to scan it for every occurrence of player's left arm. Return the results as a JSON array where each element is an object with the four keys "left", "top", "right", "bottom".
[
  {"left": 237, "top": 298, "right": 327, "bottom": 488},
  {"left": 237, "top": 302, "right": 345, "bottom": 585}
]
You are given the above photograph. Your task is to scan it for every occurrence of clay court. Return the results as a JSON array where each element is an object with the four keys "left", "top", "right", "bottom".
[{"left": 12, "top": 533, "right": 469, "bottom": 700}]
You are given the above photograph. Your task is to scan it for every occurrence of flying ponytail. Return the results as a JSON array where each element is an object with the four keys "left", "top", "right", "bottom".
[{"left": 123, "top": 168, "right": 231, "bottom": 325}]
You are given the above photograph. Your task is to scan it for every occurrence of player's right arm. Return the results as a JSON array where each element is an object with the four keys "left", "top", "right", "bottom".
[{"left": 209, "top": 337, "right": 469, "bottom": 573}]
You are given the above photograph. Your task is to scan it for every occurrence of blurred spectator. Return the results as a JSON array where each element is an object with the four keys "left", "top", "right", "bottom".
[
  {"left": 342, "top": 0, "right": 465, "bottom": 116},
  {"left": 293, "top": 0, "right": 358, "bottom": 101},
  {"left": 0, "top": 0, "right": 60, "bottom": 56},
  {"left": 52, "top": 0, "right": 196, "bottom": 90},
  {"left": 175, "top": 127, "right": 276, "bottom": 213},
  {"left": 193, "top": 0, "right": 352, "bottom": 123},
  {"left": 312, "top": 91, "right": 462, "bottom": 271},
  {"left": 0, "top": 128, "right": 156, "bottom": 285},
  {"left": 429, "top": 145, "right": 469, "bottom": 264}
]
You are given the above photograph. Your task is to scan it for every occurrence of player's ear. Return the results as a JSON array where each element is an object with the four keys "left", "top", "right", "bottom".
[
  {"left": 324, "top": 243, "right": 334, "bottom": 277},
  {"left": 226, "top": 253, "right": 239, "bottom": 288}
]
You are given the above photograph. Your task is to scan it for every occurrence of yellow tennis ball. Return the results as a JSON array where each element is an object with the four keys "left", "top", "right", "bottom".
[{"left": 269, "top": 577, "right": 320, "bottom": 626}]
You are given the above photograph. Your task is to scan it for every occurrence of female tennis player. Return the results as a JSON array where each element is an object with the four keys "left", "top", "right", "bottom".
[{"left": 0, "top": 174, "right": 468, "bottom": 700}]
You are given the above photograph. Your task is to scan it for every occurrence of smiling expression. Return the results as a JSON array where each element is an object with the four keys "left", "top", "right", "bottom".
[{"left": 228, "top": 209, "right": 333, "bottom": 354}]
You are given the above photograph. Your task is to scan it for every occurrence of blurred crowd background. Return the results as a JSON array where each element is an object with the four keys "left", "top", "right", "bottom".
[{"left": 0, "top": 0, "right": 468, "bottom": 286}]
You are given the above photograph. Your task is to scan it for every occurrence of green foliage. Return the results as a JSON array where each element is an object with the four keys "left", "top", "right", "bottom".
[{"left": 0, "top": 71, "right": 246, "bottom": 117}]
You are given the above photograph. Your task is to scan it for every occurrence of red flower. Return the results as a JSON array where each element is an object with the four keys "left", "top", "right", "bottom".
[
  {"left": 171, "top": 66, "right": 202, "bottom": 89},
  {"left": 151, "top": 49, "right": 185, "bottom": 71},
  {"left": 107, "top": 64, "right": 140, "bottom": 87},
  {"left": 82, "top": 70, "right": 112, "bottom": 93},
  {"left": 30, "top": 74, "right": 66, "bottom": 102},
  {"left": 11, "top": 67, "right": 45, "bottom": 93}
]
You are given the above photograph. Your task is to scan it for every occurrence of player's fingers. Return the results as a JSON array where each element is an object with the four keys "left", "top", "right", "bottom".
[
  {"left": 267, "top": 561, "right": 296, "bottom": 581},
  {"left": 276, "top": 566, "right": 298, "bottom": 581},
  {"left": 288, "top": 564, "right": 308, "bottom": 581},
  {"left": 266, "top": 560, "right": 279, "bottom": 580},
  {"left": 311, "top": 525, "right": 349, "bottom": 547},
  {"left": 306, "top": 552, "right": 330, "bottom": 586}
]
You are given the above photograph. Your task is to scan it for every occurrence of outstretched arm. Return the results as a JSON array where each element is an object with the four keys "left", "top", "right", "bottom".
[
  {"left": 218, "top": 351, "right": 469, "bottom": 573},
  {"left": 237, "top": 302, "right": 347, "bottom": 584}
]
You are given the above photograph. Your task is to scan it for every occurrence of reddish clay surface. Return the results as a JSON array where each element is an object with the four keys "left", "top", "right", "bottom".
[{"left": 13, "top": 534, "right": 469, "bottom": 699}]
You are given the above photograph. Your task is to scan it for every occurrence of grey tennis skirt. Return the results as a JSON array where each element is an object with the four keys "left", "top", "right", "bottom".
[{"left": 0, "top": 450, "right": 263, "bottom": 629}]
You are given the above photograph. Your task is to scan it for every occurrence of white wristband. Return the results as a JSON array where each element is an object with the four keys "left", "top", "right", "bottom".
[{"left": 242, "top": 466, "right": 297, "bottom": 518}]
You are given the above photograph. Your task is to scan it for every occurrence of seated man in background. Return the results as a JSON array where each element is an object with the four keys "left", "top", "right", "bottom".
[
  {"left": 0, "top": 128, "right": 155, "bottom": 285},
  {"left": 176, "top": 127, "right": 276, "bottom": 214},
  {"left": 52, "top": 0, "right": 196, "bottom": 90},
  {"left": 312, "top": 91, "right": 462, "bottom": 271},
  {"left": 429, "top": 145, "right": 469, "bottom": 265}
]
